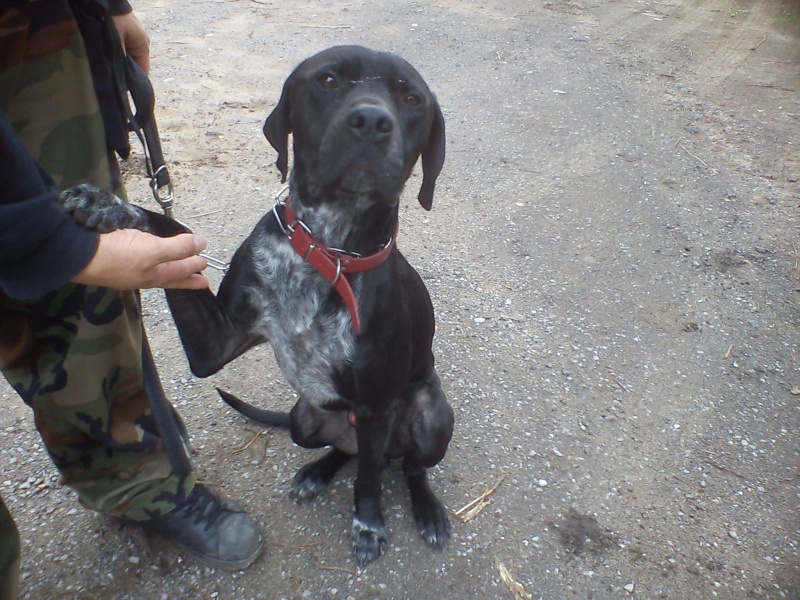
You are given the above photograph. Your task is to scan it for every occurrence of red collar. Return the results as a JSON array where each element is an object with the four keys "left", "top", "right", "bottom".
[{"left": 279, "top": 198, "right": 397, "bottom": 334}]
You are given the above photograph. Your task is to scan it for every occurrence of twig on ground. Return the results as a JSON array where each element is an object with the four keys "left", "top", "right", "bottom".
[
  {"left": 286, "top": 23, "right": 350, "bottom": 29},
  {"left": 496, "top": 559, "right": 532, "bottom": 600},
  {"left": 312, "top": 560, "right": 357, "bottom": 574},
  {"left": 748, "top": 83, "right": 796, "bottom": 93},
  {"left": 455, "top": 475, "right": 506, "bottom": 522},
  {"left": 271, "top": 537, "right": 356, "bottom": 575},
  {"left": 232, "top": 429, "right": 263, "bottom": 453},
  {"left": 701, "top": 450, "right": 746, "bottom": 479},
  {"left": 189, "top": 208, "right": 226, "bottom": 219},
  {"left": 680, "top": 144, "right": 708, "bottom": 167},
  {"left": 751, "top": 34, "right": 766, "bottom": 51}
]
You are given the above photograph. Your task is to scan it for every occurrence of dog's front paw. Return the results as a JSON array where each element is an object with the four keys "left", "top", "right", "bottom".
[
  {"left": 352, "top": 517, "right": 388, "bottom": 565},
  {"left": 60, "top": 184, "right": 147, "bottom": 233},
  {"left": 413, "top": 497, "right": 451, "bottom": 549}
]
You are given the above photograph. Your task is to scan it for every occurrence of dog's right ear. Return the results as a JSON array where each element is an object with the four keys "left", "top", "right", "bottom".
[{"left": 263, "top": 78, "right": 293, "bottom": 183}]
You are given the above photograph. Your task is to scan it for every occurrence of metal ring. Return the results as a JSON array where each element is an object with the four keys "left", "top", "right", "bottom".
[
  {"left": 331, "top": 256, "right": 343, "bottom": 286},
  {"left": 274, "top": 185, "right": 290, "bottom": 204},
  {"left": 272, "top": 203, "right": 289, "bottom": 234}
]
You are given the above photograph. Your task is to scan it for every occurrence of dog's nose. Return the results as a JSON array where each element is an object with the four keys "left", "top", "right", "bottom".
[{"left": 346, "top": 105, "right": 394, "bottom": 140}]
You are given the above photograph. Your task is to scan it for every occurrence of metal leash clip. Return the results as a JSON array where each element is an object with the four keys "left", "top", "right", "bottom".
[
  {"left": 150, "top": 165, "right": 175, "bottom": 218},
  {"left": 197, "top": 185, "right": 291, "bottom": 274},
  {"left": 199, "top": 252, "right": 230, "bottom": 273}
]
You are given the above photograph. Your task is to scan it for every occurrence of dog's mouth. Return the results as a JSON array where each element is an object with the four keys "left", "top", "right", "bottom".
[
  {"left": 338, "top": 160, "right": 381, "bottom": 194},
  {"left": 309, "top": 155, "right": 405, "bottom": 202}
]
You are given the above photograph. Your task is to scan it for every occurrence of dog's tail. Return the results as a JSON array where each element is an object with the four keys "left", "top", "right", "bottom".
[{"left": 216, "top": 387, "right": 291, "bottom": 429}]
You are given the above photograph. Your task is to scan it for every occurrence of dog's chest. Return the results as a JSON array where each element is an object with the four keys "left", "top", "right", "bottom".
[{"left": 247, "top": 232, "right": 356, "bottom": 405}]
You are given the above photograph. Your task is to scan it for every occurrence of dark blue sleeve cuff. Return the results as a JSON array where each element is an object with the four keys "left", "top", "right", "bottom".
[{"left": 0, "top": 193, "right": 99, "bottom": 299}]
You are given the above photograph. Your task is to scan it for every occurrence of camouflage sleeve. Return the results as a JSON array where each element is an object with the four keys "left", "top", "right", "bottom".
[{"left": 0, "top": 108, "right": 99, "bottom": 300}]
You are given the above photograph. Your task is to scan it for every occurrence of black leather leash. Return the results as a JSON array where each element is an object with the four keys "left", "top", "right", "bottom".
[
  {"left": 139, "top": 292, "right": 193, "bottom": 479},
  {"left": 124, "top": 55, "right": 175, "bottom": 218}
]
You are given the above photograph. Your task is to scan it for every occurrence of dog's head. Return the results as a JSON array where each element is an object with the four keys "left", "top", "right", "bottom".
[{"left": 263, "top": 45, "right": 445, "bottom": 211}]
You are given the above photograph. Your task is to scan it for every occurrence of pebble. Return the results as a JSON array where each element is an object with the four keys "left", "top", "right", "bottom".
[
  {"left": 624, "top": 583, "right": 635, "bottom": 593},
  {"left": 538, "top": 479, "right": 548, "bottom": 487}
]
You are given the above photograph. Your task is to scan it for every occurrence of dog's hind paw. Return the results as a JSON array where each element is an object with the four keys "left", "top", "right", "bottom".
[
  {"left": 60, "top": 184, "right": 147, "bottom": 233},
  {"left": 352, "top": 518, "right": 388, "bottom": 565},
  {"left": 290, "top": 464, "right": 329, "bottom": 502},
  {"left": 290, "top": 450, "right": 351, "bottom": 502}
]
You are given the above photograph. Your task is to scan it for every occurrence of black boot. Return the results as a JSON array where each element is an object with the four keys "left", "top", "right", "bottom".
[{"left": 141, "top": 484, "right": 263, "bottom": 570}]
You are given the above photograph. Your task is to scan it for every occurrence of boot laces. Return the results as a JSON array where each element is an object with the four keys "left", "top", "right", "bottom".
[{"left": 174, "top": 486, "right": 226, "bottom": 531}]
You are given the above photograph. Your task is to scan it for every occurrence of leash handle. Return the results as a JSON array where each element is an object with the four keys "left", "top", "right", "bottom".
[{"left": 124, "top": 55, "right": 175, "bottom": 218}]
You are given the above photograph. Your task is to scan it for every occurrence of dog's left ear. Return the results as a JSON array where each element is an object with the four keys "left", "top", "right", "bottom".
[
  {"left": 263, "top": 79, "right": 293, "bottom": 183},
  {"left": 417, "top": 99, "right": 446, "bottom": 211}
]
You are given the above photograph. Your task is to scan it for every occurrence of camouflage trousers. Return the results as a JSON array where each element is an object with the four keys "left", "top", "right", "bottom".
[{"left": 0, "top": 2, "right": 195, "bottom": 591}]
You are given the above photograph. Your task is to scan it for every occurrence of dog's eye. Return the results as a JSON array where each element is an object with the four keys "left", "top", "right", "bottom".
[
  {"left": 404, "top": 93, "right": 421, "bottom": 107},
  {"left": 318, "top": 73, "right": 338, "bottom": 89}
]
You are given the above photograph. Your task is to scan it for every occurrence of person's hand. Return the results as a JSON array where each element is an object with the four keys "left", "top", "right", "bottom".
[
  {"left": 72, "top": 229, "right": 209, "bottom": 290},
  {"left": 112, "top": 12, "right": 151, "bottom": 73}
]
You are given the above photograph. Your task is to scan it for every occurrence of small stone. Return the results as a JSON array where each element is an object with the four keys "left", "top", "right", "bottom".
[
  {"left": 538, "top": 479, "right": 548, "bottom": 487},
  {"left": 473, "top": 317, "right": 486, "bottom": 324},
  {"left": 129, "top": 556, "right": 140, "bottom": 565},
  {"left": 624, "top": 583, "right": 635, "bottom": 593},
  {"left": 728, "top": 529, "right": 738, "bottom": 540}
]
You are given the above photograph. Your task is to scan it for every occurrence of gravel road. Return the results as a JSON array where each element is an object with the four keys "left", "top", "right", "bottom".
[{"left": 1, "top": 1, "right": 798, "bottom": 598}]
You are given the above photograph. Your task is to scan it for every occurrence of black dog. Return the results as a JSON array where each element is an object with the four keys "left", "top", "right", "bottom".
[{"left": 61, "top": 46, "right": 453, "bottom": 565}]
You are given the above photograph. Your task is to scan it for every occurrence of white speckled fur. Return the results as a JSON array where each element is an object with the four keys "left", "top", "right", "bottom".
[{"left": 247, "top": 225, "right": 357, "bottom": 407}]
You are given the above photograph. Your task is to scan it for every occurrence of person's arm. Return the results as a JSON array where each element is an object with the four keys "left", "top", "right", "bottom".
[
  {"left": 110, "top": 5, "right": 150, "bottom": 73},
  {"left": 0, "top": 109, "right": 208, "bottom": 298},
  {"left": 0, "top": 109, "right": 99, "bottom": 298}
]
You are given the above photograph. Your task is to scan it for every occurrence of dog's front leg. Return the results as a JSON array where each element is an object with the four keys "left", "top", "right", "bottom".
[{"left": 352, "top": 410, "right": 393, "bottom": 565}]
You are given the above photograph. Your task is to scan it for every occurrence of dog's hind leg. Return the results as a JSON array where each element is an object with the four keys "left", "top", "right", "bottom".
[{"left": 291, "top": 448, "right": 352, "bottom": 502}]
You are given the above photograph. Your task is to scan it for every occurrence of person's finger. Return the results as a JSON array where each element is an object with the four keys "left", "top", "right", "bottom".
[
  {"left": 149, "top": 233, "right": 207, "bottom": 264},
  {"left": 150, "top": 254, "right": 209, "bottom": 289},
  {"left": 160, "top": 272, "right": 210, "bottom": 290}
]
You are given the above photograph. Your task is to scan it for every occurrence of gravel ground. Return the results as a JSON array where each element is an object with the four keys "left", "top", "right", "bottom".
[{"left": 1, "top": 0, "right": 798, "bottom": 598}]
